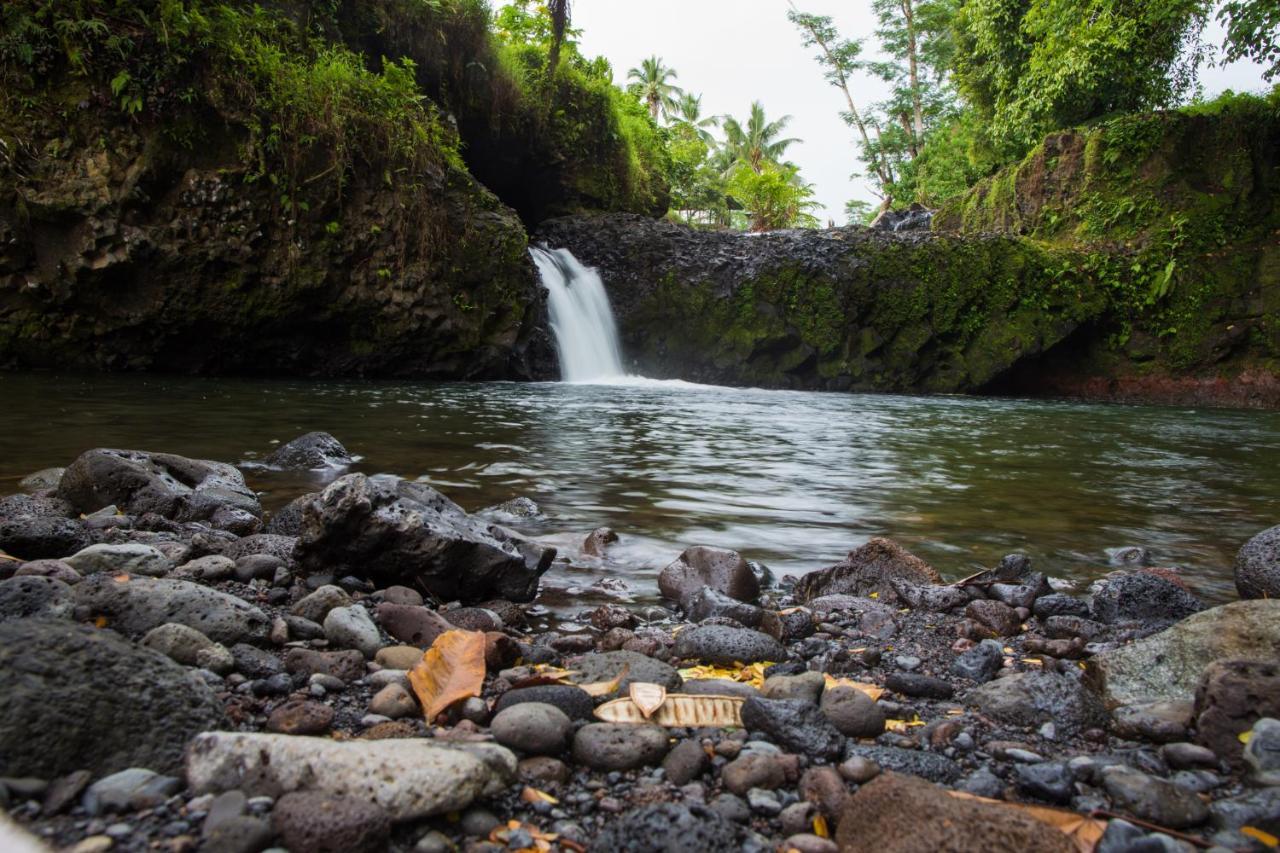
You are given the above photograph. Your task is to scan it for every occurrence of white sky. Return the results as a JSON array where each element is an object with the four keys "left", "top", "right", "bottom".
[{"left": 572, "top": 0, "right": 1273, "bottom": 222}]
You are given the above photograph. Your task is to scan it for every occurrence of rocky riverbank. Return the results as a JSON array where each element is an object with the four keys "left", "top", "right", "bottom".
[{"left": 1, "top": 433, "right": 1279, "bottom": 853}]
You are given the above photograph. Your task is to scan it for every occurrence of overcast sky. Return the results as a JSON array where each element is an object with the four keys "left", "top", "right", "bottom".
[{"left": 572, "top": 0, "right": 1273, "bottom": 222}]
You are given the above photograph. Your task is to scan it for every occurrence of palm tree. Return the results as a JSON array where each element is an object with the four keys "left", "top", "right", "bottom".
[
  {"left": 720, "top": 101, "right": 801, "bottom": 174},
  {"left": 673, "top": 93, "right": 719, "bottom": 143},
  {"left": 547, "top": 0, "right": 570, "bottom": 75},
  {"left": 626, "top": 56, "right": 683, "bottom": 121}
]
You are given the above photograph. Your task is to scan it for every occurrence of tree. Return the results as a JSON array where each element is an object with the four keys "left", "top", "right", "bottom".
[
  {"left": 627, "top": 55, "right": 682, "bottom": 120},
  {"left": 673, "top": 92, "right": 719, "bottom": 143},
  {"left": 547, "top": 0, "right": 570, "bottom": 74},
  {"left": 727, "top": 162, "right": 820, "bottom": 231},
  {"left": 868, "top": 0, "right": 958, "bottom": 158},
  {"left": 719, "top": 101, "right": 801, "bottom": 174},
  {"left": 844, "top": 199, "right": 875, "bottom": 225},
  {"left": 1218, "top": 0, "right": 1280, "bottom": 80}
]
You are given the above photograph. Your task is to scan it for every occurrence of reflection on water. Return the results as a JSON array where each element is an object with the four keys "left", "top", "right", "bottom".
[{"left": 2, "top": 372, "right": 1277, "bottom": 605}]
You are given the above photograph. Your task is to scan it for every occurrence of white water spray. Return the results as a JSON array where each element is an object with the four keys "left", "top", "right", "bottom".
[{"left": 531, "top": 247, "right": 626, "bottom": 382}]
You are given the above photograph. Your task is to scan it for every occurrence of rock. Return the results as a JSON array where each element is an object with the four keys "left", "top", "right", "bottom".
[
  {"left": 836, "top": 773, "right": 1075, "bottom": 853},
  {"left": 140, "top": 622, "right": 216, "bottom": 665},
  {"left": 0, "top": 618, "right": 226, "bottom": 776},
  {"left": 284, "top": 648, "right": 366, "bottom": 682},
  {"left": 1033, "top": 594, "right": 1092, "bottom": 619},
  {"left": 0, "top": 576, "right": 74, "bottom": 621},
  {"left": 593, "top": 803, "right": 741, "bottom": 852},
  {"left": 1016, "top": 761, "right": 1074, "bottom": 804},
  {"left": 844, "top": 745, "right": 960, "bottom": 785},
  {"left": 267, "top": 700, "right": 335, "bottom": 735},
  {"left": 265, "top": 433, "right": 353, "bottom": 470},
  {"left": 685, "top": 587, "right": 765, "bottom": 627},
  {"left": 888, "top": 579, "right": 969, "bottom": 612},
  {"left": 0, "top": 513, "right": 89, "bottom": 561},
  {"left": 197, "top": 644, "right": 236, "bottom": 675},
  {"left": 819, "top": 686, "right": 886, "bottom": 738},
  {"left": 1089, "top": 571, "right": 1203, "bottom": 625},
  {"left": 375, "top": 645, "right": 424, "bottom": 670},
  {"left": 490, "top": 703, "right": 572, "bottom": 755},
  {"left": 1100, "top": 765, "right": 1208, "bottom": 829},
  {"left": 680, "top": 679, "right": 760, "bottom": 700},
  {"left": 13, "top": 559, "right": 81, "bottom": 585},
  {"left": 493, "top": 684, "right": 596, "bottom": 720},
  {"left": 783, "top": 834, "right": 838, "bottom": 853},
  {"left": 74, "top": 574, "right": 269, "bottom": 645},
  {"left": 582, "top": 527, "right": 618, "bottom": 557},
  {"left": 885, "top": 672, "right": 954, "bottom": 700},
  {"left": 572, "top": 724, "right": 670, "bottom": 771},
  {"left": 186, "top": 733, "right": 514, "bottom": 820},
  {"left": 1244, "top": 718, "right": 1280, "bottom": 785},
  {"left": 233, "top": 554, "right": 280, "bottom": 583},
  {"left": 42, "top": 770, "right": 93, "bottom": 816},
  {"left": 747, "top": 787, "right": 783, "bottom": 815},
  {"left": 951, "top": 639, "right": 1004, "bottom": 683},
  {"left": 569, "top": 651, "right": 682, "bottom": 694},
  {"left": 517, "top": 757, "right": 571, "bottom": 786},
  {"left": 291, "top": 585, "right": 352, "bottom": 624},
  {"left": 204, "top": 815, "right": 274, "bottom": 853},
  {"left": 965, "top": 599, "right": 1022, "bottom": 636},
  {"left": 20, "top": 468, "right": 65, "bottom": 492},
  {"left": 219, "top": 534, "right": 297, "bottom": 565},
  {"left": 295, "top": 473, "right": 548, "bottom": 603},
  {"left": 721, "top": 754, "right": 789, "bottom": 795},
  {"left": 1193, "top": 659, "right": 1280, "bottom": 765},
  {"left": 265, "top": 494, "right": 318, "bottom": 537},
  {"left": 1209, "top": 787, "right": 1280, "bottom": 834},
  {"left": 662, "top": 740, "right": 708, "bottom": 785},
  {"left": 443, "top": 606, "right": 503, "bottom": 632},
  {"left": 965, "top": 672, "right": 1107, "bottom": 736},
  {"left": 741, "top": 697, "right": 844, "bottom": 760},
  {"left": 64, "top": 544, "right": 171, "bottom": 577},
  {"left": 272, "top": 790, "right": 389, "bottom": 853},
  {"left": 673, "top": 625, "right": 785, "bottom": 666},
  {"left": 658, "top": 546, "right": 760, "bottom": 608},
  {"left": 838, "top": 756, "right": 882, "bottom": 784},
  {"left": 82, "top": 768, "right": 181, "bottom": 815},
  {"left": 1236, "top": 524, "right": 1280, "bottom": 599},
  {"left": 375, "top": 603, "right": 452, "bottom": 647},
  {"left": 794, "top": 538, "right": 942, "bottom": 606},
  {"left": 1111, "top": 700, "right": 1193, "bottom": 743},
  {"left": 1161, "top": 742, "right": 1219, "bottom": 770},
  {"left": 1086, "top": 600, "right": 1280, "bottom": 706},
  {"left": 58, "top": 448, "right": 261, "bottom": 522},
  {"left": 230, "top": 643, "right": 284, "bottom": 678},
  {"left": 171, "top": 555, "right": 237, "bottom": 582},
  {"left": 760, "top": 671, "right": 826, "bottom": 704},
  {"left": 323, "top": 605, "right": 381, "bottom": 658}
]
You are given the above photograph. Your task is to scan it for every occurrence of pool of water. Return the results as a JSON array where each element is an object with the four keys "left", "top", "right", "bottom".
[{"left": 2, "top": 372, "right": 1277, "bottom": 607}]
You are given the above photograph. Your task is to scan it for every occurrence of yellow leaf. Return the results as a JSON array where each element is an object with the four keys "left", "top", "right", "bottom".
[
  {"left": 408, "top": 630, "right": 487, "bottom": 722},
  {"left": 94, "top": 616, "right": 109, "bottom": 629},
  {"left": 678, "top": 662, "right": 772, "bottom": 689},
  {"left": 885, "top": 717, "right": 926, "bottom": 733},
  {"left": 1021, "top": 658, "right": 1044, "bottom": 666},
  {"left": 520, "top": 786, "right": 559, "bottom": 805},
  {"left": 1240, "top": 730, "right": 1254, "bottom": 745},
  {"left": 868, "top": 592, "right": 879, "bottom": 599},
  {"left": 1242, "top": 826, "right": 1279, "bottom": 847},
  {"left": 823, "top": 675, "right": 886, "bottom": 702},
  {"left": 813, "top": 814, "right": 830, "bottom": 838}
]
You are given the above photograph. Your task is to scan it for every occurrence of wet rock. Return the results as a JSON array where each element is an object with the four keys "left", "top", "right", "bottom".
[
  {"left": 582, "top": 527, "right": 618, "bottom": 557},
  {"left": 1033, "top": 593, "right": 1092, "bottom": 619},
  {"left": 819, "top": 686, "right": 886, "bottom": 738},
  {"left": 0, "top": 618, "right": 226, "bottom": 776},
  {"left": 264, "top": 493, "right": 317, "bottom": 538},
  {"left": 836, "top": 773, "right": 1075, "bottom": 853},
  {"left": 74, "top": 574, "right": 269, "bottom": 644},
  {"left": 594, "top": 803, "right": 741, "bottom": 853},
  {"left": 685, "top": 587, "right": 765, "bottom": 627},
  {"left": 82, "top": 768, "right": 181, "bottom": 815},
  {"left": 761, "top": 671, "right": 826, "bottom": 703},
  {"left": 273, "top": 790, "right": 389, "bottom": 853},
  {"left": 0, "top": 575, "right": 74, "bottom": 621},
  {"left": 140, "top": 622, "right": 216, "bottom": 665},
  {"left": 1086, "top": 601, "right": 1280, "bottom": 706},
  {"left": 20, "top": 468, "right": 65, "bottom": 492},
  {"left": 284, "top": 649, "right": 366, "bottom": 683},
  {"left": 674, "top": 625, "right": 785, "bottom": 666},
  {"left": 323, "top": 605, "right": 382, "bottom": 658},
  {"left": 658, "top": 546, "right": 760, "bottom": 608},
  {"left": 295, "top": 473, "right": 548, "bottom": 603},
  {"left": 741, "top": 697, "right": 844, "bottom": 759},
  {"left": 265, "top": 433, "right": 352, "bottom": 470},
  {"left": 1111, "top": 700, "right": 1193, "bottom": 743},
  {"left": 965, "top": 599, "right": 1022, "bottom": 637},
  {"left": 58, "top": 448, "right": 261, "bottom": 522},
  {"left": 662, "top": 739, "right": 709, "bottom": 785},
  {"left": 187, "top": 733, "right": 514, "bottom": 820},
  {"left": 951, "top": 639, "right": 1004, "bottom": 683},
  {"left": 794, "top": 538, "right": 942, "bottom": 605},
  {"left": 888, "top": 579, "right": 969, "bottom": 612},
  {"left": 1089, "top": 571, "right": 1203, "bottom": 625},
  {"left": 493, "top": 684, "right": 595, "bottom": 720},
  {"left": 1209, "top": 787, "right": 1280, "bottom": 834},
  {"left": 1236, "top": 524, "right": 1280, "bottom": 599},
  {"left": 844, "top": 745, "right": 960, "bottom": 785},
  {"left": 965, "top": 671, "right": 1107, "bottom": 736},
  {"left": 64, "top": 543, "right": 171, "bottom": 577},
  {"left": 267, "top": 700, "right": 335, "bottom": 735},
  {"left": 569, "top": 650, "right": 682, "bottom": 694},
  {"left": 491, "top": 703, "right": 572, "bottom": 755},
  {"left": 1101, "top": 765, "right": 1208, "bottom": 829},
  {"left": 1194, "top": 659, "right": 1280, "bottom": 765},
  {"left": 1244, "top": 718, "right": 1280, "bottom": 785},
  {"left": 885, "top": 672, "right": 954, "bottom": 700},
  {"left": 571, "top": 724, "right": 670, "bottom": 771}
]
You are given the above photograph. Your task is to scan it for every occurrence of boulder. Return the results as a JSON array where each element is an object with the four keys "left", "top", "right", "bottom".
[
  {"left": 658, "top": 546, "right": 760, "bottom": 608},
  {"left": 0, "top": 494, "right": 88, "bottom": 560},
  {"left": 1085, "top": 600, "right": 1280, "bottom": 706},
  {"left": 1192, "top": 659, "right": 1280, "bottom": 765},
  {"left": 186, "top": 733, "right": 515, "bottom": 820},
  {"left": 1088, "top": 571, "right": 1203, "bottom": 625},
  {"left": 0, "top": 618, "right": 226, "bottom": 777},
  {"left": 0, "top": 576, "right": 74, "bottom": 622},
  {"left": 265, "top": 493, "right": 318, "bottom": 537},
  {"left": 673, "top": 625, "right": 785, "bottom": 666},
  {"left": 58, "top": 448, "right": 261, "bottom": 522},
  {"left": 74, "top": 574, "right": 270, "bottom": 645},
  {"left": 836, "top": 773, "right": 1075, "bottom": 853},
  {"left": 294, "top": 473, "right": 548, "bottom": 603},
  {"left": 964, "top": 671, "right": 1108, "bottom": 735},
  {"left": 264, "top": 432, "right": 353, "bottom": 470},
  {"left": 794, "top": 538, "right": 941, "bottom": 605},
  {"left": 1235, "top": 524, "right": 1280, "bottom": 599}
]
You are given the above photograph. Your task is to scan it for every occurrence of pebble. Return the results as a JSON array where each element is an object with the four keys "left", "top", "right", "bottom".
[
  {"left": 272, "top": 790, "right": 390, "bottom": 853},
  {"left": 1161, "top": 742, "right": 1219, "bottom": 770},
  {"left": 950, "top": 639, "right": 1005, "bottom": 683},
  {"left": 367, "top": 684, "right": 418, "bottom": 719},
  {"left": 374, "top": 645, "right": 424, "bottom": 670},
  {"left": 492, "top": 684, "right": 595, "bottom": 720},
  {"left": 760, "top": 671, "right": 825, "bottom": 703},
  {"left": 290, "top": 585, "right": 352, "bottom": 624},
  {"left": 1101, "top": 765, "right": 1209, "bottom": 829},
  {"left": 662, "top": 739, "right": 710, "bottom": 785},
  {"left": 743, "top": 697, "right": 844, "bottom": 759},
  {"left": 490, "top": 703, "right": 572, "bottom": 755},
  {"left": 572, "top": 724, "right": 670, "bottom": 771},
  {"left": 819, "top": 686, "right": 885, "bottom": 738},
  {"left": 837, "top": 756, "right": 881, "bottom": 784},
  {"left": 266, "top": 700, "right": 335, "bottom": 735},
  {"left": 722, "top": 754, "right": 788, "bottom": 795},
  {"left": 323, "top": 605, "right": 382, "bottom": 658},
  {"left": 747, "top": 787, "right": 783, "bottom": 816},
  {"left": 517, "top": 757, "right": 571, "bottom": 786},
  {"left": 885, "top": 672, "right": 954, "bottom": 700},
  {"left": 83, "top": 768, "right": 181, "bottom": 815}
]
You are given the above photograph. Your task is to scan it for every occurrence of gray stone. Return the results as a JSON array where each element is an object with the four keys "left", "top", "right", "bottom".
[
  {"left": 0, "top": 618, "right": 226, "bottom": 777},
  {"left": 170, "top": 555, "right": 237, "bottom": 582},
  {"left": 741, "top": 697, "right": 844, "bottom": 760},
  {"left": 662, "top": 740, "right": 709, "bottom": 785},
  {"left": 230, "top": 644, "right": 284, "bottom": 678},
  {"left": 291, "top": 585, "right": 352, "bottom": 623},
  {"left": 1101, "top": 765, "right": 1208, "bottom": 829},
  {"left": 323, "top": 606, "right": 381, "bottom": 658},
  {"left": 141, "top": 623, "right": 216, "bottom": 666},
  {"left": 594, "top": 803, "right": 741, "bottom": 852},
  {"left": 673, "top": 625, "right": 785, "bottom": 666},
  {"left": 1033, "top": 594, "right": 1092, "bottom": 620},
  {"left": 58, "top": 448, "right": 261, "bottom": 522},
  {"left": 1088, "top": 571, "right": 1203, "bottom": 625},
  {"left": 794, "top": 538, "right": 942, "bottom": 606},
  {"left": 491, "top": 703, "right": 572, "bottom": 755},
  {"left": 569, "top": 651, "right": 682, "bottom": 695},
  {"left": 265, "top": 433, "right": 352, "bottom": 471},
  {"left": 284, "top": 648, "right": 365, "bottom": 682},
  {"left": 1244, "top": 718, "right": 1280, "bottom": 786},
  {"left": 74, "top": 574, "right": 269, "bottom": 645},
  {"left": 65, "top": 544, "right": 171, "bottom": 578},
  {"left": 0, "top": 495, "right": 89, "bottom": 560},
  {"left": 747, "top": 787, "right": 782, "bottom": 816},
  {"left": 1016, "top": 761, "right": 1074, "bottom": 804},
  {"left": 966, "top": 671, "right": 1108, "bottom": 735},
  {"left": 1086, "top": 600, "right": 1280, "bottom": 706},
  {"left": 658, "top": 546, "right": 760, "bottom": 608},
  {"left": 1209, "top": 787, "right": 1280, "bottom": 834},
  {"left": 819, "top": 686, "right": 885, "bottom": 738},
  {"left": 203, "top": 816, "right": 274, "bottom": 853},
  {"left": 1236, "top": 524, "right": 1280, "bottom": 599},
  {"left": 761, "top": 671, "right": 825, "bottom": 704},
  {"left": 1161, "top": 742, "right": 1219, "bottom": 770},
  {"left": 493, "top": 684, "right": 595, "bottom": 720},
  {"left": 197, "top": 644, "right": 236, "bottom": 675},
  {"left": 0, "top": 576, "right": 74, "bottom": 621},
  {"left": 843, "top": 745, "right": 961, "bottom": 785},
  {"left": 685, "top": 587, "right": 765, "bottom": 627},
  {"left": 1111, "top": 700, "right": 1193, "bottom": 743},
  {"left": 679, "top": 679, "right": 760, "bottom": 700},
  {"left": 951, "top": 639, "right": 1005, "bottom": 683},
  {"left": 571, "top": 724, "right": 670, "bottom": 771},
  {"left": 20, "top": 468, "right": 65, "bottom": 492},
  {"left": 272, "top": 790, "right": 389, "bottom": 853},
  {"left": 885, "top": 672, "right": 954, "bottom": 700},
  {"left": 186, "top": 732, "right": 515, "bottom": 820},
  {"left": 13, "top": 559, "right": 81, "bottom": 585},
  {"left": 82, "top": 768, "right": 180, "bottom": 815}
]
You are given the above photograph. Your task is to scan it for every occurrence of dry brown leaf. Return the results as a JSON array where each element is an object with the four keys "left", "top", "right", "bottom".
[
  {"left": 630, "top": 682, "right": 666, "bottom": 718},
  {"left": 520, "top": 786, "right": 559, "bottom": 805},
  {"left": 595, "top": 692, "right": 744, "bottom": 727},
  {"left": 948, "top": 791, "right": 1107, "bottom": 853},
  {"left": 578, "top": 663, "right": 630, "bottom": 697},
  {"left": 408, "top": 630, "right": 487, "bottom": 722},
  {"left": 823, "top": 676, "right": 886, "bottom": 702}
]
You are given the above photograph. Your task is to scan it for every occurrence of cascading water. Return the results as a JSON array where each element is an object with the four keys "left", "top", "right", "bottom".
[{"left": 531, "top": 247, "right": 626, "bottom": 382}]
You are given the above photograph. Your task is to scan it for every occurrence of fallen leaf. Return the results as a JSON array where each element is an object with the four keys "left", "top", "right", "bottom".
[
  {"left": 813, "top": 814, "right": 830, "bottom": 838},
  {"left": 595, "top": 692, "right": 744, "bottom": 727},
  {"left": 1240, "top": 730, "right": 1254, "bottom": 745},
  {"left": 630, "top": 682, "right": 666, "bottom": 718},
  {"left": 949, "top": 791, "right": 1106, "bottom": 853},
  {"left": 1242, "top": 826, "right": 1279, "bottom": 847},
  {"left": 408, "top": 630, "right": 487, "bottom": 722},
  {"left": 823, "top": 676, "right": 885, "bottom": 702},
  {"left": 868, "top": 591, "right": 879, "bottom": 599},
  {"left": 884, "top": 717, "right": 926, "bottom": 733},
  {"left": 0, "top": 552, "right": 20, "bottom": 563},
  {"left": 113, "top": 573, "right": 131, "bottom": 583},
  {"left": 520, "top": 786, "right": 559, "bottom": 805},
  {"left": 578, "top": 663, "right": 630, "bottom": 697},
  {"left": 93, "top": 616, "right": 108, "bottom": 629},
  {"left": 678, "top": 662, "right": 771, "bottom": 689},
  {"left": 1021, "top": 658, "right": 1045, "bottom": 666}
]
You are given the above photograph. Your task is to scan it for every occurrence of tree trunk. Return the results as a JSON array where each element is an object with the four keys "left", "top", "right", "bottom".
[{"left": 901, "top": 0, "right": 924, "bottom": 147}]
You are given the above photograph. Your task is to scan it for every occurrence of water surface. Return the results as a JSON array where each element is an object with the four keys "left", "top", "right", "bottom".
[{"left": 2, "top": 372, "right": 1277, "bottom": 607}]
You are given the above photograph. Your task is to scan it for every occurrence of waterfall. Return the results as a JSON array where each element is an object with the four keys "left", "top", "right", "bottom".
[{"left": 531, "top": 247, "right": 626, "bottom": 382}]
